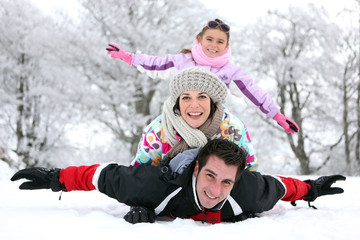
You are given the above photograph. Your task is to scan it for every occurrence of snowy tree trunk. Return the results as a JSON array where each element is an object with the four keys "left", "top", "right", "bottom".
[
  {"left": 279, "top": 80, "right": 310, "bottom": 174},
  {"left": 357, "top": 8, "right": 360, "bottom": 165},
  {"left": 357, "top": 56, "right": 360, "bottom": 165},
  {"left": 15, "top": 54, "right": 34, "bottom": 166},
  {"left": 14, "top": 54, "right": 47, "bottom": 167},
  {"left": 342, "top": 65, "right": 351, "bottom": 165}
]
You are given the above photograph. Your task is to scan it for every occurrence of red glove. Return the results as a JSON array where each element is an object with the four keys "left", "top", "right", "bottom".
[
  {"left": 273, "top": 112, "right": 299, "bottom": 134},
  {"left": 106, "top": 43, "right": 133, "bottom": 66}
]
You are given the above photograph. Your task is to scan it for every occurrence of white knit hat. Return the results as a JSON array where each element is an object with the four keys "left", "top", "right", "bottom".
[{"left": 170, "top": 67, "right": 227, "bottom": 103}]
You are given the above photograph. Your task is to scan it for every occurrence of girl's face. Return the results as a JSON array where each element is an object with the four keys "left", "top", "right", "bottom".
[
  {"left": 197, "top": 28, "right": 229, "bottom": 58},
  {"left": 179, "top": 91, "right": 211, "bottom": 128}
]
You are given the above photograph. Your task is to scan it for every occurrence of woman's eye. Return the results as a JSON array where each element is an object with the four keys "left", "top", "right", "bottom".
[
  {"left": 182, "top": 96, "right": 190, "bottom": 100},
  {"left": 199, "top": 95, "right": 207, "bottom": 99}
]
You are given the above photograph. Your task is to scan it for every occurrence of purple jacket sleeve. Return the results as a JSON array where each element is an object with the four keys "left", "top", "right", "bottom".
[
  {"left": 227, "top": 65, "right": 280, "bottom": 118},
  {"left": 132, "top": 52, "right": 194, "bottom": 80}
]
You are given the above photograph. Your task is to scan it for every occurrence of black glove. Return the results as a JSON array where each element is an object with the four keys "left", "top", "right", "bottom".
[
  {"left": 123, "top": 206, "right": 155, "bottom": 224},
  {"left": 305, "top": 175, "right": 346, "bottom": 201},
  {"left": 291, "top": 175, "right": 345, "bottom": 209},
  {"left": 11, "top": 167, "right": 65, "bottom": 192}
]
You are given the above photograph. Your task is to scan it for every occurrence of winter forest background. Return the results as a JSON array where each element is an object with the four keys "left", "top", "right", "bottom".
[{"left": 0, "top": 0, "right": 359, "bottom": 176}]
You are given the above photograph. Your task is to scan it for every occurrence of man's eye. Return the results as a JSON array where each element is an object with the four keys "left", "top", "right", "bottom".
[
  {"left": 223, "top": 180, "right": 232, "bottom": 186},
  {"left": 207, "top": 174, "right": 214, "bottom": 179}
]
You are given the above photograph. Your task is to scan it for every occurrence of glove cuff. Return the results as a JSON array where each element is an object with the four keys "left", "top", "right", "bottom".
[
  {"left": 303, "top": 180, "right": 318, "bottom": 202},
  {"left": 49, "top": 169, "right": 67, "bottom": 192},
  {"left": 272, "top": 112, "right": 284, "bottom": 121}
]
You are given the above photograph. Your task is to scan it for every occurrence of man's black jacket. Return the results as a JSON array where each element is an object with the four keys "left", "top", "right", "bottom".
[{"left": 96, "top": 153, "right": 285, "bottom": 221}]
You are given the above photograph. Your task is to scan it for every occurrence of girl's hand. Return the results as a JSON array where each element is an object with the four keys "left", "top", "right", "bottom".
[
  {"left": 106, "top": 43, "right": 133, "bottom": 66},
  {"left": 273, "top": 112, "right": 299, "bottom": 134}
]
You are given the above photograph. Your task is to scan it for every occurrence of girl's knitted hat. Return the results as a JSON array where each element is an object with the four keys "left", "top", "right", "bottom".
[{"left": 170, "top": 67, "right": 227, "bottom": 103}]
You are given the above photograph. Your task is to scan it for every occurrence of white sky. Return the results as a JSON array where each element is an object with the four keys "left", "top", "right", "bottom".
[
  {"left": 31, "top": 0, "right": 358, "bottom": 25},
  {"left": 202, "top": 0, "right": 358, "bottom": 26}
]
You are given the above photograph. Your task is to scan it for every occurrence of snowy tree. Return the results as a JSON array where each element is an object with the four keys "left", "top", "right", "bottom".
[
  {"left": 335, "top": 22, "right": 359, "bottom": 171},
  {"left": 332, "top": 1, "right": 360, "bottom": 172},
  {"left": 0, "top": 0, "right": 82, "bottom": 168},
  {"left": 234, "top": 4, "right": 359, "bottom": 175},
  {"left": 68, "top": 0, "right": 216, "bottom": 159}
]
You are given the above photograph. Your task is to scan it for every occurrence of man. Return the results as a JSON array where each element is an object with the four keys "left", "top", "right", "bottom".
[{"left": 11, "top": 139, "right": 345, "bottom": 224}]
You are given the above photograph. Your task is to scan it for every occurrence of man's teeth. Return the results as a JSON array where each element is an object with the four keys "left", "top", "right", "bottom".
[
  {"left": 205, "top": 191, "right": 216, "bottom": 199},
  {"left": 189, "top": 113, "right": 202, "bottom": 116}
]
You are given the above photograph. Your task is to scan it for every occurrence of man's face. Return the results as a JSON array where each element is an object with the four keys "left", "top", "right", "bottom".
[{"left": 194, "top": 154, "right": 237, "bottom": 209}]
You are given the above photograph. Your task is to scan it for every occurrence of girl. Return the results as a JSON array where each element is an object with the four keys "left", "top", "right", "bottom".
[{"left": 106, "top": 19, "right": 299, "bottom": 134}]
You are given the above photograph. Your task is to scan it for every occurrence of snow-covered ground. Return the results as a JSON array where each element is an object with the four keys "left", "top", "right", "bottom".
[{"left": 1, "top": 162, "right": 359, "bottom": 240}]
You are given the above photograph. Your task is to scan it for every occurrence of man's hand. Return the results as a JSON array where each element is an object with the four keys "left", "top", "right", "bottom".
[
  {"left": 11, "top": 167, "right": 65, "bottom": 192},
  {"left": 305, "top": 175, "right": 346, "bottom": 202},
  {"left": 123, "top": 206, "right": 155, "bottom": 224}
]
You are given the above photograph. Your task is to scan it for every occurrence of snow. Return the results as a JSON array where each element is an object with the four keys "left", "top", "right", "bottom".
[{"left": 0, "top": 162, "right": 359, "bottom": 240}]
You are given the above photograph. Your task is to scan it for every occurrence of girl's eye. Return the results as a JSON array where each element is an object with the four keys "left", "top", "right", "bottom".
[{"left": 218, "top": 41, "right": 224, "bottom": 44}]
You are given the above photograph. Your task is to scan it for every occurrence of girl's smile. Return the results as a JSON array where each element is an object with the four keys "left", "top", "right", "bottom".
[{"left": 197, "top": 28, "right": 229, "bottom": 58}]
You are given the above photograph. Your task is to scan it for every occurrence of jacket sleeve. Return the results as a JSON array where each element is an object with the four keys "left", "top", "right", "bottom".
[
  {"left": 132, "top": 52, "right": 191, "bottom": 80},
  {"left": 278, "top": 176, "right": 311, "bottom": 201},
  {"left": 224, "top": 110, "right": 258, "bottom": 171},
  {"left": 96, "top": 163, "right": 175, "bottom": 209},
  {"left": 59, "top": 163, "right": 174, "bottom": 209},
  {"left": 130, "top": 130, "right": 164, "bottom": 166},
  {"left": 130, "top": 116, "right": 170, "bottom": 166},
  {"left": 228, "top": 66, "right": 280, "bottom": 119},
  {"left": 59, "top": 164, "right": 100, "bottom": 191},
  {"left": 228, "top": 171, "right": 286, "bottom": 214}
]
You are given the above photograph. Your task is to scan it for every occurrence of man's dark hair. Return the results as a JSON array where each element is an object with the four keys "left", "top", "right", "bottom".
[{"left": 196, "top": 139, "right": 247, "bottom": 181}]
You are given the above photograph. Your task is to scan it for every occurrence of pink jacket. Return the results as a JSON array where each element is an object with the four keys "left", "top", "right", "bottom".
[{"left": 132, "top": 52, "right": 280, "bottom": 118}]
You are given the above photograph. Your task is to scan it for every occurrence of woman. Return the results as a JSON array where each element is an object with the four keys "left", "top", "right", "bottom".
[{"left": 131, "top": 67, "right": 258, "bottom": 171}]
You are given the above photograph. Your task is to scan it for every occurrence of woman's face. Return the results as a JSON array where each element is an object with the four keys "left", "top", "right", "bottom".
[
  {"left": 197, "top": 28, "right": 229, "bottom": 58},
  {"left": 179, "top": 91, "right": 211, "bottom": 128}
]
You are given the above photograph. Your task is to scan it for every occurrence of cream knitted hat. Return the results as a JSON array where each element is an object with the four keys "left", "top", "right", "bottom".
[{"left": 170, "top": 67, "right": 227, "bottom": 103}]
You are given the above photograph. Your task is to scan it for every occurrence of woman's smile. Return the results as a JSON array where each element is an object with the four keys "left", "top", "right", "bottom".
[{"left": 180, "top": 91, "right": 211, "bottom": 128}]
